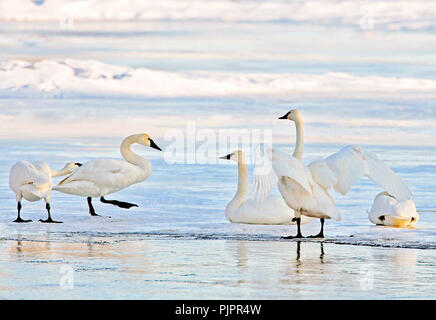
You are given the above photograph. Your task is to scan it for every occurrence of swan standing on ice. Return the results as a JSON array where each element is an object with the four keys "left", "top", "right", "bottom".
[
  {"left": 54, "top": 134, "right": 162, "bottom": 216},
  {"left": 254, "top": 109, "right": 412, "bottom": 238},
  {"left": 9, "top": 161, "right": 81, "bottom": 223},
  {"left": 220, "top": 150, "right": 314, "bottom": 225},
  {"left": 369, "top": 192, "right": 418, "bottom": 227}
]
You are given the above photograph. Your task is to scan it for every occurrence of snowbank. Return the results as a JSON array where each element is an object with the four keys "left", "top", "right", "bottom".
[{"left": 1, "top": 59, "right": 436, "bottom": 100}]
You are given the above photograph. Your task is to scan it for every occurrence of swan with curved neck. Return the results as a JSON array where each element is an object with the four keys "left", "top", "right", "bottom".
[
  {"left": 221, "top": 150, "right": 313, "bottom": 225},
  {"left": 280, "top": 109, "right": 304, "bottom": 160},
  {"left": 268, "top": 109, "right": 412, "bottom": 238},
  {"left": 54, "top": 133, "right": 162, "bottom": 217},
  {"left": 9, "top": 161, "right": 81, "bottom": 223}
]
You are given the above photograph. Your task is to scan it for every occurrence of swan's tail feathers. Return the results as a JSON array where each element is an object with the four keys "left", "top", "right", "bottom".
[
  {"left": 249, "top": 144, "right": 278, "bottom": 203},
  {"left": 19, "top": 183, "right": 51, "bottom": 201}
]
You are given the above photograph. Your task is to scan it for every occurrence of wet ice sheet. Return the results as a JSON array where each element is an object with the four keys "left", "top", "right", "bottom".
[
  {"left": 0, "top": 238, "right": 435, "bottom": 300},
  {"left": 0, "top": 139, "right": 435, "bottom": 250}
]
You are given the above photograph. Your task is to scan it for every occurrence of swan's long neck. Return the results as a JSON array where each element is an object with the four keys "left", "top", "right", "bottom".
[
  {"left": 235, "top": 156, "right": 249, "bottom": 203},
  {"left": 226, "top": 155, "right": 249, "bottom": 216},
  {"left": 293, "top": 116, "right": 304, "bottom": 160},
  {"left": 51, "top": 166, "right": 73, "bottom": 177},
  {"left": 120, "top": 135, "right": 151, "bottom": 169}
]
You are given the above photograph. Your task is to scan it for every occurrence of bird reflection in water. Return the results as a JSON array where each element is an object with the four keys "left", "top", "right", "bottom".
[{"left": 295, "top": 241, "right": 325, "bottom": 264}]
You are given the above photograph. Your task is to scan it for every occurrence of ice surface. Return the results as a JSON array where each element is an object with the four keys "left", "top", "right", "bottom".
[
  {"left": 0, "top": 140, "right": 435, "bottom": 299},
  {"left": 1, "top": 140, "right": 435, "bottom": 249}
]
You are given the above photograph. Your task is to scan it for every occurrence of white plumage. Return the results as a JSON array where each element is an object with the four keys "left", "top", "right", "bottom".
[
  {"left": 368, "top": 192, "right": 418, "bottom": 228},
  {"left": 324, "top": 145, "right": 412, "bottom": 201},
  {"left": 221, "top": 150, "right": 314, "bottom": 225},
  {"left": 9, "top": 161, "right": 80, "bottom": 223},
  {"left": 54, "top": 133, "right": 162, "bottom": 216},
  {"left": 253, "top": 109, "right": 413, "bottom": 238},
  {"left": 270, "top": 148, "right": 341, "bottom": 222}
]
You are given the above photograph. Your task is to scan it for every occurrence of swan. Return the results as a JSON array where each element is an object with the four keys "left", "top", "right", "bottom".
[
  {"left": 54, "top": 133, "right": 162, "bottom": 216},
  {"left": 253, "top": 109, "right": 412, "bottom": 238},
  {"left": 368, "top": 192, "right": 418, "bottom": 228},
  {"left": 220, "top": 150, "right": 314, "bottom": 225},
  {"left": 9, "top": 161, "right": 81, "bottom": 223}
]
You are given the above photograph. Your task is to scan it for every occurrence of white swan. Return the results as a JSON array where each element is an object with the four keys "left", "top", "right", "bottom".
[
  {"left": 253, "top": 109, "right": 412, "bottom": 238},
  {"left": 54, "top": 133, "right": 161, "bottom": 216},
  {"left": 220, "top": 150, "right": 314, "bottom": 225},
  {"left": 369, "top": 192, "right": 418, "bottom": 228},
  {"left": 9, "top": 161, "right": 81, "bottom": 223}
]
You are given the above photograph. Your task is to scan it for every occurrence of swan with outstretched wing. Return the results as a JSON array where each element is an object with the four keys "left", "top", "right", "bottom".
[{"left": 252, "top": 109, "right": 412, "bottom": 238}]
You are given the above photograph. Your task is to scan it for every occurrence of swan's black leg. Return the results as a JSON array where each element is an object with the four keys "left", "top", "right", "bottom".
[
  {"left": 88, "top": 197, "right": 100, "bottom": 216},
  {"left": 100, "top": 197, "right": 138, "bottom": 209},
  {"left": 39, "top": 203, "right": 62, "bottom": 223},
  {"left": 281, "top": 217, "right": 304, "bottom": 239},
  {"left": 13, "top": 201, "right": 32, "bottom": 223},
  {"left": 308, "top": 218, "right": 325, "bottom": 238}
]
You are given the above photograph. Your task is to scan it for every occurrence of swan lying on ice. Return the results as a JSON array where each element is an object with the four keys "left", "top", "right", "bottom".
[
  {"left": 9, "top": 161, "right": 81, "bottom": 223},
  {"left": 220, "top": 150, "right": 314, "bottom": 225},
  {"left": 369, "top": 192, "right": 418, "bottom": 228},
  {"left": 54, "top": 133, "right": 162, "bottom": 217},
  {"left": 253, "top": 109, "right": 412, "bottom": 238}
]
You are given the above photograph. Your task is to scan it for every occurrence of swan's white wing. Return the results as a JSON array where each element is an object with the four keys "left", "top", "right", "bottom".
[
  {"left": 271, "top": 149, "right": 312, "bottom": 196},
  {"left": 308, "top": 160, "right": 338, "bottom": 190},
  {"left": 325, "top": 145, "right": 412, "bottom": 201},
  {"left": 365, "top": 151, "right": 412, "bottom": 201},
  {"left": 324, "top": 145, "right": 366, "bottom": 195},
  {"left": 249, "top": 144, "right": 278, "bottom": 202},
  {"left": 57, "top": 159, "right": 141, "bottom": 191}
]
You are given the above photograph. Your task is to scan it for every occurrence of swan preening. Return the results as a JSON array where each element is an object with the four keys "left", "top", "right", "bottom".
[
  {"left": 54, "top": 133, "right": 162, "bottom": 217},
  {"left": 369, "top": 192, "right": 418, "bottom": 228},
  {"left": 9, "top": 161, "right": 81, "bottom": 223},
  {"left": 253, "top": 109, "right": 413, "bottom": 238},
  {"left": 220, "top": 150, "right": 314, "bottom": 225}
]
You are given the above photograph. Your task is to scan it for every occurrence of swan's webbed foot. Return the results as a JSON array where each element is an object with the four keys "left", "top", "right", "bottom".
[
  {"left": 40, "top": 204, "right": 62, "bottom": 223},
  {"left": 307, "top": 218, "right": 325, "bottom": 239},
  {"left": 39, "top": 218, "right": 63, "bottom": 224},
  {"left": 13, "top": 202, "right": 31, "bottom": 222},
  {"left": 307, "top": 232, "right": 324, "bottom": 239},
  {"left": 13, "top": 217, "right": 32, "bottom": 223},
  {"left": 100, "top": 197, "right": 138, "bottom": 209},
  {"left": 282, "top": 217, "right": 304, "bottom": 239},
  {"left": 281, "top": 233, "right": 304, "bottom": 239}
]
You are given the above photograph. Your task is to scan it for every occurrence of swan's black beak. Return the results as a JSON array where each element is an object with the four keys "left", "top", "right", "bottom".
[
  {"left": 149, "top": 139, "right": 162, "bottom": 151},
  {"left": 75, "top": 162, "right": 83, "bottom": 167},
  {"left": 279, "top": 112, "right": 290, "bottom": 120},
  {"left": 219, "top": 154, "right": 232, "bottom": 160}
]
